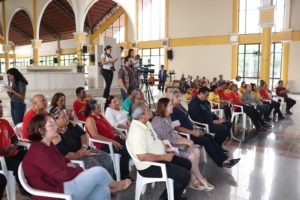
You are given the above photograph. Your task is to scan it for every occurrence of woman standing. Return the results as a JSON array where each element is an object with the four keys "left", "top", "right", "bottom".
[
  {"left": 101, "top": 45, "right": 118, "bottom": 98},
  {"left": 6, "top": 68, "right": 28, "bottom": 125}
]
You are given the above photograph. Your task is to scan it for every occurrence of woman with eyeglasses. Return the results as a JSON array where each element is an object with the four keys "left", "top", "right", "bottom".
[
  {"left": 152, "top": 98, "right": 214, "bottom": 191},
  {"left": 22, "top": 114, "right": 131, "bottom": 200},
  {"left": 84, "top": 100, "right": 132, "bottom": 180},
  {"left": 105, "top": 96, "right": 129, "bottom": 130},
  {"left": 49, "top": 107, "right": 115, "bottom": 176}
]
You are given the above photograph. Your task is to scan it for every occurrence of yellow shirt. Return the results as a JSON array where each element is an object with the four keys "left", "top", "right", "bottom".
[
  {"left": 208, "top": 92, "right": 220, "bottom": 103},
  {"left": 252, "top": 91, "right": 261, "bottom": 101},
  {"left": 239, "top": 87, "right": 245, "bottom": 94}
]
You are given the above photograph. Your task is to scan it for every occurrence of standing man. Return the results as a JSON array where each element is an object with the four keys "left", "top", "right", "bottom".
[
  {"left": 158, "top": 65, "right": 167, "bottom": 92},
  {"left": 118, "top": 56, "right": 134, "bottom": 100}
]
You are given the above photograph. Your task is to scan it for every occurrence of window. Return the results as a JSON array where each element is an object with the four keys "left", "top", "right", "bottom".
[
  {"left": 104, "top": 14, "right": 125, "bottom": 43},
  {"left": 239, "top": 0, "right": 261, "bottom": 34},
  {"left": 138, "top": 0, "right": 165, "bottom": 41},
  {"left": 138, "top": 48, "right": 164, "bottom": 75},
  {"left": 269, "top": 43, "right": 282, "bottom": 90},
  {"left": 61, "top": 54, "right": 76, "bottom": 66},
  {"left": 238, "top": 44, "right": 261, "bottom": 84},
  {"left": 16, "top": 57, "right": 31, "bottom": 67},
  {"left": 40, "top": 56, "right": 55, "bottom": 66},
  {"left": 273, "top": 0, "right": 285, "bottom": 32},
  {"left": 0, "top": 58, "right": 5, "bottom": 73}
]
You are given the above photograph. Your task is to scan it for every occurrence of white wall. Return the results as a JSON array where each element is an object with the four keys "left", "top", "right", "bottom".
[
  {"left": 169, "top": 0, "right": 233, "bottom": 39},
  {"left": 169, "top": 44, "right": 232, "bottom": 81},
  {"left": 288, "top": 41, "right": 300, "bottom": 93},
  {"left": 290, "top": 0, "right": 300, "bottom": 30}
]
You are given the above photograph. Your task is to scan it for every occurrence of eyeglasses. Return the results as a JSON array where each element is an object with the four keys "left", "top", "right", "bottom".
[{"left": 46, "top": 120, "right": 57, "bottom": 128}]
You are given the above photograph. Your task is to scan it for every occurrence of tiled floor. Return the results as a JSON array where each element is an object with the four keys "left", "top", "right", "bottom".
[{"left": 8, "top": 93, "right": 300, "bottom": 200}]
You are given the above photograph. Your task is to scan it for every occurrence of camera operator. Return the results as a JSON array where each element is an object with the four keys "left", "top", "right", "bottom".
[
  {"left": 101, "top": 45, "right": 118, "bottom": 98},
  {"left": 118, "top": 56, "right": 134, "bottom": 100}
]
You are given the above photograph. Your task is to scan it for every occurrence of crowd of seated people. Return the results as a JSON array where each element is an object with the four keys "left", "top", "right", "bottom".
[{"left": 0, "top": 72, "right": 297, "bottom": 200}]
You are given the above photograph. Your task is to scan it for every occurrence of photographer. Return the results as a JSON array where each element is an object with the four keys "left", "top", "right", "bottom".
[
  {"left": 101, "top": 45, "right": 118, "bottom": 98},
  {"left": 118, "top": 56, "right": 134, "bottom": 100}
]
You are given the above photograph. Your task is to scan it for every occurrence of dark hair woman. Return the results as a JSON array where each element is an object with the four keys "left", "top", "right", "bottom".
[
  {"left": 23, "top": 114, "right": 131, "bottom": 200},
  {"left": 84, "top": 99, "right": 132, "bottom": 180},
  {"left": 6, "top": 68, "right": 28, "bottom": 125},
  {"left": 101, "top": 45, "right": 118, "bottom": 98}
]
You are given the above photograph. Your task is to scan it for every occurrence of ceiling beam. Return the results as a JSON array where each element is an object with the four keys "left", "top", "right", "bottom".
[
  {"left": 92, "top": 6, "right": 119, "bottom": 33},
  {"left": 18, "top": 11, "right": 59, "bottom": 40},
  {"left": 53, "top": 0, "right": 90, "bottom": 32},
  {"left": 10, "top": 23, "right": 33, "bottom": 42}
]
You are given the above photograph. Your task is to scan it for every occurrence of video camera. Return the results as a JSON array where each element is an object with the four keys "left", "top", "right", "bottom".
[{"left": 136, "top": 58, "right": 155, "bottom": 75}]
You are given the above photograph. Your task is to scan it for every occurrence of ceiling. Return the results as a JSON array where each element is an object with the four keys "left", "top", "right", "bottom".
[{"left": 6, "top": 0, "right": 117, "bottom": 46}]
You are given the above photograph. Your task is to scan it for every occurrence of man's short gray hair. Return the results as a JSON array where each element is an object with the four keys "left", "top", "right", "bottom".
[{"left": 130, "top": 101, "right": 145, "bottom": 120}]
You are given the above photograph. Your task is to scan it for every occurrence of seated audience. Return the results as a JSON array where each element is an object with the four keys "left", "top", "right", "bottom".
[
  {"left": 148, "top": 73, "right": 155, "bottom": 86},
  {"left": 165, "top": 87, "right": 174, "bottom": 99},
  {"left": 183, "top": 87, "right": 193, "bottom": 102},
  {"left": 276, "top": 80, "right": 296, "bottom": 115},
  {"left": 127, "top": 102, "right": 192, "bottom": 200},
  {"left": 229, "top": 84, "right": 270, "bottom": 130},
  {"left": 23, "top": 114, "right": 131, "bottom": 200},
  {"left": 22, "top": 94, "right": 47, "bottom": 139},
  {"left": 170, "top": 90, "right": 240, "bottom": 168},
  {"left": 0, "top": 174, "right": 6, "bottom": 199},
  {"left": 73, "top": 87, "right": 88, "bottom": 121},
  {"left": 50, "top": 92, "right": 73, "bottom": 119},
  {"left": 49, "top": 107, "right": 114, "bottom": 176},
  {"left": 188, "top": 87, "right": 231, "bottom": 148},
  {"left": 105, "top": 96, "right": 129, "bottom": 130},
  {"left": 259, "top": 82, "right": 285, "bottom": 120},
  {"left": 210, "top": 77, "right": 218, "bottom": 87},
  {"left": 0, "top": 100, "right": 29, "bottom": 197},
  {"left": 239, "top": 81, "right": 246, "bottom": 96},
  {"left": 122, "top": 89, "right": 144, "bottom": 112},
  {"left": 152, "top": 98, "right": 214, "bottom": 191},
  {"left": 85, "top": 100, "right": 132, "bottom": 180},
  {"left": 243, "top": 84, "right": 270, "bottom": 121}
]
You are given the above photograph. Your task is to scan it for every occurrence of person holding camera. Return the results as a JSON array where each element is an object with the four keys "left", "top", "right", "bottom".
[
  {"left": 118, "top": 56, "right": 134, "bottom": 100},
  {"left": 101, "top": 45, "right": 118, "bottom": 98}
]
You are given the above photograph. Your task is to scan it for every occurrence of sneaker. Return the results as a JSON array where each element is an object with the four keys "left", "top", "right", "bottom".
[{"left": 286, "top": 110, "right": 293, "bottom": 115}]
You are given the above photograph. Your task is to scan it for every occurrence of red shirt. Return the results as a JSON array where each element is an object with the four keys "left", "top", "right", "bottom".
[
  {"left": 0, "top": 119, "right": 18, "bottom": 157},
  {"left": 191, "top": 88, "right": 198, "bottom": 96},
  {"left": 73, "top": 99, "right": 87, "bottom": 121},
  {"left": 86, "top": 114, "right": 116, "bottom": 149},
  {"left": 276, "top": 86, "right": 288, "bottom": 98},
  {"left": 22, "top": 109, "right": 37, "bottom": 139},
  {"left": 23, "top": 142, "right": 83, "bottom": 200},
  {"left": 218, "top": 88, "right": 232, "bottom": 101},
  {"left": 259, "top": 88, "right": 271, "bottom": 100}
]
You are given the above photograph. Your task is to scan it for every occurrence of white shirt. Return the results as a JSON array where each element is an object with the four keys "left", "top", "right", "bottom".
[
  {"left": 105, "top": 107, "right": 128, "bottom": 127},
  {"left": 127, "top": 120, "right": 166, "bottom": 170},
  {"left": 101, "top": 53, "right": 113, "bottom": 70}
]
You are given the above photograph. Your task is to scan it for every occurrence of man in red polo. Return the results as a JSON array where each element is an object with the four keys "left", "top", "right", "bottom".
[
  {"left": 276, "top": 80, "right": 296, "bottom": 115},
  {"left": 73, "top": 87, "right": 88, "bottom": 121},
  {"left": 22, "top": 94, "right": 47, "bottom": 139}
]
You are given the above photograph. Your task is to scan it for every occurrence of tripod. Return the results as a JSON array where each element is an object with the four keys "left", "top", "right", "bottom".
[{"left": 140, "top": 73, "right": 156, "bottom": 109}]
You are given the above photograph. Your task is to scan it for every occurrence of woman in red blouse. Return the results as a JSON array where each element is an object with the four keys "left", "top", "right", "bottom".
[
  {"left": 23, "top": 114, "right": 131, "bottom": 200},
  {"left": 85, "top": 99, "right": 131, "bottom": 180}
]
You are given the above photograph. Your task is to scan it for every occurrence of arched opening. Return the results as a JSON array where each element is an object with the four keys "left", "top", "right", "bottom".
[
  {"left": 39, "top": 0, "right": 76, "bottom": 66},
  {"left": 39, "top": 0, "right": 76, "bottom": 43},
  {"left": 8, "top": 10, "right": 33, "bottom": 46}
]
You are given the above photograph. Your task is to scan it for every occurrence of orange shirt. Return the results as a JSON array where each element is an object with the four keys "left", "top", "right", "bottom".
[{"left": 0, "top": 119, "right": 18, "bottom": 157}]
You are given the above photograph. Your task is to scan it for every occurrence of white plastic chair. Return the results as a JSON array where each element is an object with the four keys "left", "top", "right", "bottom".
[
  {"left": 94, "top": 97, "right": 106, "bottom": 115},
  {"left": 87, "top": 136, "right": 122, "bottom": 181},
  {"left": 18, "top": 163, "right": 72, "bottom": 200},
  {"left": 126, "top": 141, "right": 174, "bottom": 200},
  {"left": 272, "top": 95, "right": 286, "bottom": 113},
  {"left": 13, "top": 123, "right": 31, "bottom": 149},
  {"left": 209, "top": 101, "right": 224, "bottom": 119},
  {"left": 0, "top": 156, "right": 16, "bottom": 200}
]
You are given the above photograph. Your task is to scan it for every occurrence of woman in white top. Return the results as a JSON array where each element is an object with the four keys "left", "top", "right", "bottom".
[
  {"left": 101, "top": 45, "right": 118, "bottom": 98},
  {"left": 105, "top": 95, "right": 129, "bottom": 130}
]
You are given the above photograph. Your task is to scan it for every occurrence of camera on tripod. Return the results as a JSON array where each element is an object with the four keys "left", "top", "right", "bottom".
[{"left": 136, "top": 59, "right": 155, "bottom": 75}]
